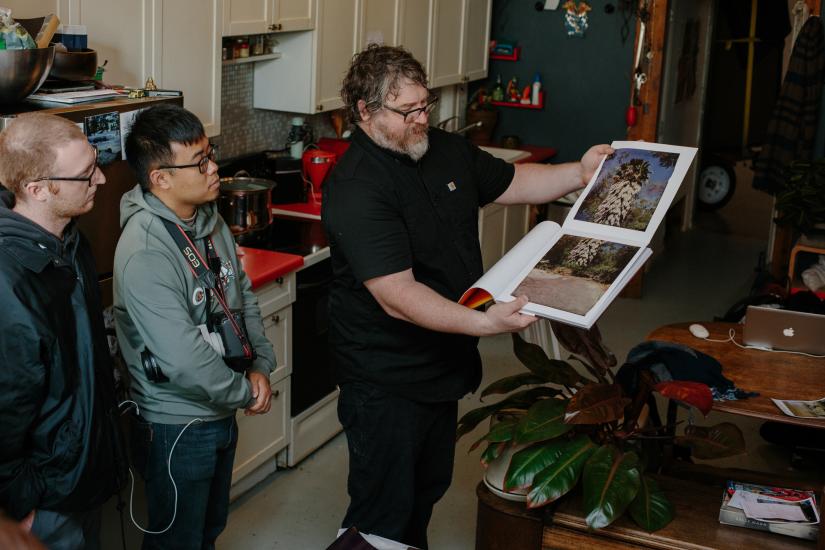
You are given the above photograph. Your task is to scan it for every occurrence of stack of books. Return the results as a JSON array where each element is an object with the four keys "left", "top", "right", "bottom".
[{"left": 719, "top": 481, "right": 820, "bottom": 541}]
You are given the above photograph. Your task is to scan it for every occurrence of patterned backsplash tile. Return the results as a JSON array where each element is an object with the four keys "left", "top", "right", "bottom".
[{"left": 213, "top": 63, "right": 337, "bottom": 161}]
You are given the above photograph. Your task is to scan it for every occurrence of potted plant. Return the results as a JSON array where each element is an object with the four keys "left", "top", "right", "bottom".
[{"left": 458, "top": 324, "right": 746, "bottom": 532}]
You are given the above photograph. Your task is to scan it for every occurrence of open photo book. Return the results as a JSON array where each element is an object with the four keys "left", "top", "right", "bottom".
[{"left": 460, "top": 141, "right": 697, "bottom": 328}]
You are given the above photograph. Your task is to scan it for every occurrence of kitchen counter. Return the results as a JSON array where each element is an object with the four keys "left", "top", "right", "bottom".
[
  {"left": 514, "top": 144, "right": 557, "bottom": 164},
  {"left": 238, "top": 246, "right": 304, "bottom": 289}
]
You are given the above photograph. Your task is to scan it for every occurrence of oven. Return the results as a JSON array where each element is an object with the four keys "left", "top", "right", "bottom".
[{"left": 219, "top": 154, "right": 341, "bottom": 466}]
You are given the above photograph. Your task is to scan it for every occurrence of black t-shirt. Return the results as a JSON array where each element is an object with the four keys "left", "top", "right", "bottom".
[{"left": 321, "top": 127, "right": 515, "bottom": 402}]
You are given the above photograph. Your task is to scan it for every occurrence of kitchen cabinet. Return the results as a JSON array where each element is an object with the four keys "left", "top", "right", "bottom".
[
  {"left": 253, "top": 0, "right": 359, "bottom": 114},
  {"left": 429, "top": 0, "right": 491, "bottom": 87},
  {"left": 479, "top": 203, "right": 529, "bottom": 270},
  {"left": 2, "top": 0, "right": 66, "bottom": 19},
  {"left": 232, "top": 272, "right": 296, "bottom": 490},
  {"left": 38, "top": 0, "right": 223, "bottom": 138},
  {"left": 359, "top": 0, "right": 399, "bottom": 49},
  {"left": 222, "top": 0, "right": 314, "bottom": 36},
  {"left": 397, "top": 0, "right": 432, "bottom": 73}
]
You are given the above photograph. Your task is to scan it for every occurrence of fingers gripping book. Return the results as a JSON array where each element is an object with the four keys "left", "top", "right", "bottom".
[{"left": 460, "top": 141, "right": 698, "bottom": 328}]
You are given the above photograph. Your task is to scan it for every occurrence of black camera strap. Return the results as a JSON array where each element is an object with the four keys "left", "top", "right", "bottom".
[{"left": 159, "top": 217, "right": 254, "bottom": 359}]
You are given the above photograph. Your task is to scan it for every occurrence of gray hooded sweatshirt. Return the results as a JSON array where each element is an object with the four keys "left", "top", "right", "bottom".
[{"left": 114, "top": 185, "right": 275, "bottom": 424}]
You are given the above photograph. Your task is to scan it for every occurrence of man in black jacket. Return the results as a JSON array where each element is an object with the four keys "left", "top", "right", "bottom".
[{"left": 0, "top": 113, "right": 125, "bottom": 550}]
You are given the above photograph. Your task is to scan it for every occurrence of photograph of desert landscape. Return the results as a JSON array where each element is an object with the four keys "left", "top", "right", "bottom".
[
  {"left": 513, "top": 234, "right": 639, "bottom": 315},
  {"left": 574, "top": 148, "right": 679, "bottom": 231}
]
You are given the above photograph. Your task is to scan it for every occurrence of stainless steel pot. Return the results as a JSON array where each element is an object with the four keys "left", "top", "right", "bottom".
[{"left": 217, "top": 176, "right": 275, "bottom": 235}]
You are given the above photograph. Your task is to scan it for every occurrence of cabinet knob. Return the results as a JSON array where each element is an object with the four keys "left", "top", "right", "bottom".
[
  {"left": 276, "top": 276, "right": 284, "bottom": 285},
  {"left": 268, "top": 23, "right": 277, "bottom": 31},
  {"left": 317, "top": 104, "right": 324, "bottom": 111},
  {"left": 271, "top": 314, "right": 280, "bottom": 324},
  {"left": 273, "top": 389, "right": 280, "bottom": 398},
  {"left": 277, "top": 23, "right": 283, "bottom": 30}
]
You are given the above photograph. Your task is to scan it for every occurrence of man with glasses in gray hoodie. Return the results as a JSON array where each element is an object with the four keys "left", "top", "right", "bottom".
[{"left": 114, "top": 104, "right": 275, "bottom": 549}]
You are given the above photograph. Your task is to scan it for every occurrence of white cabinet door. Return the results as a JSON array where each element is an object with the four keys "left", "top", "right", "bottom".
[
  {"left": 70, "top": 0, "right": 147, "bottom": 89},
  {"left": 232, "top": 375, "right": 289, "bottom": 484},
  {"left": 462, "top": 0, "right": 490, "bottom": 82},
  {"left": 429, "top": 0, "right": 464, "bottom": 88},
  {"left": 479, "top": 202, "right": 506, "bottom": 271},
  {"left": 262, "top": 305, "right": 292, "bottom": 382},
  {"left": 1, "top": 0, "right": 68, "bottom": 20},
  {"left": 223, "top": 0, "right": 272, "bottom": 36},
  {"left": 397, "top": 0, "right": 431, "bottom": 72},
  {"left": 360, "top": 0, "right": 399, "bottom": 49},
  {"left": 274, "top": 0, "right": 314, "bottom": 32},
  {"left": 149, "top": 0, "right": 223, "bottom": 137},
  {"left": 314, "top": 0, "right": 359, "bottom": 112}
]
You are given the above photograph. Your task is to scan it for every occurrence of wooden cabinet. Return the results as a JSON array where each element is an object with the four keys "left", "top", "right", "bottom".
[
  {"left": 232, "top": 273, "right": 296, "bottom": 489},
  {"left": 397, "top": 0, "right": 432, "bottom": 72},
  {"left": 149, "top": 0, "right": 223, "bottom": 137},
  {"left": 479, "top": 203, "right": 530, "bottom": 271},
  {"left": 253, "top": 0, "right": 359, "bottom": 114},
  {"left": 429, "top": 0, "right": 491, "bottom": 87},
  {"left": 360, "top": 0, "right": 399, "bottom": 49},
  {"left": 222, "top": 0, "right": 313, "bottom": 36},
  {"left": 1, "top": 0, "right": 65, "bottom": 19}
]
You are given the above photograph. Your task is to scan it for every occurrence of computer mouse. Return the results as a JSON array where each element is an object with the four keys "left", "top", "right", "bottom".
[{"left": 689, "top": 323, "right": 709, "bottom": 339}]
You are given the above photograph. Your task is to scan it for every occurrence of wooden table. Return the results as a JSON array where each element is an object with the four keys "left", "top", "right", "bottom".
[
  {"left": 647, "top": 322, "right": 825, "bottom": 429},
  {"left": 475, "top": 322, "right": 825, "bottom": 550}
]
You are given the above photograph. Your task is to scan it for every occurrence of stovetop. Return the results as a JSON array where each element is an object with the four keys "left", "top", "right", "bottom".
[{"left": 238, "top": 217, "right": 328, "bottom": 258}]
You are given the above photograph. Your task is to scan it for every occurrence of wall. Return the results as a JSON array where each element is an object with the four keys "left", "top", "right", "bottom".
[
  {"left": 477, "top": 0, "right": 634, "bottom": 163},
  {"left": 212, "top": 63, "right": 336, "bottom": 161}
]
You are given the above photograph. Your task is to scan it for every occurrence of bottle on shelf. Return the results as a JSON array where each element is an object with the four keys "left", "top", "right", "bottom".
[
  {"left": 531, "top": 73, "right": 542, "bottom": 105},
  {"left": 491, "top": 74, "right": 505, "bottom": 102}
]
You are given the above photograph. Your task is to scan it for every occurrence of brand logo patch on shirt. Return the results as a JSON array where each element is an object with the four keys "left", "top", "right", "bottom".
[
  {"left": 192, "top": 286, "right": 206, "bottom": 306},
  {"left": 219, "top": 260, "right": 236, "bottom": 287},
  {"left": 447, "top": 181, "right": 457, "bottom": 192}
]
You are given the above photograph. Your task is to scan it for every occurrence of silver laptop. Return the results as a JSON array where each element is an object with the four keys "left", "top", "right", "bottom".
[{"left": 743, "top": 306, "right": 825, "bottom": 355}]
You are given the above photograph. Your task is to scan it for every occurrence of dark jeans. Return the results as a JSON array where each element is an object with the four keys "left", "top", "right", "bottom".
[
  {"left": 338, "top": 382, "right": 458, "bottom": 550},
  {"left": 30, "top": 508, "right": 101, "bottom": 550},
  {"left": 131, "top": 415, "right": 237, "bottom": 550}
]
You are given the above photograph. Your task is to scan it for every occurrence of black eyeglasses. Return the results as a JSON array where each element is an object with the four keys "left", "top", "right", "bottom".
[
  {"left": 158, "top": 144, "right": 218, "bottom": 174},
  {"left": 32, "top": 147, "right": 101, "bottom": 188},
  {"left": 382, "top": 96, "right": 439, "bottom": 123}
]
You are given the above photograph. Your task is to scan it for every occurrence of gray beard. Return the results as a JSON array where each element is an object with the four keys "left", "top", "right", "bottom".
[{"left": 370, "top": 123, "right": 430, "bottom": 162}]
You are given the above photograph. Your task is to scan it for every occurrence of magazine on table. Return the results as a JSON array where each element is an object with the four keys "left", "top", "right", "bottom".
[
  {"left": 772, "top": 396, "right": 825, "bottom": 419},
  {"left": 460, "top": 140, "right": 697, "bottom": 328},
  {"left": 719, "top": 480, "right": 820, "bottom": 541}
]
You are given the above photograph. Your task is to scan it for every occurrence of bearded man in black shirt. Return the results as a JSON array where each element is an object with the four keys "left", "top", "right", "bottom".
[{"left": 322, "top": 44, "right": 611, "bottom": 549}]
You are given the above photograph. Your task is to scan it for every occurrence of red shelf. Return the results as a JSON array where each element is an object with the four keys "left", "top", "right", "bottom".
[
  {"left": 489, "top": 91, "right": 544, "bottom": 110},
  {"left": 489, "top": 46, "right": 520, "bottom": 61}
]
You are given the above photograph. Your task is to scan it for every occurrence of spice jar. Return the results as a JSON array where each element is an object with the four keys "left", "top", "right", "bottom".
[
  {"left": 252, "top": 35, "right": 264, "bottom": 56},
  {"left": 239, "top": 38, "right": 250, "bottom": 58}
]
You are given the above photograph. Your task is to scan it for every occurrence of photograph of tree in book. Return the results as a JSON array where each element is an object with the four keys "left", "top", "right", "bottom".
[
  {"left": 513, "top": 235, "right": 639, "bottom": 315},
  {"left": 574, "top": 148, "right": 679, "bottom": 231}
]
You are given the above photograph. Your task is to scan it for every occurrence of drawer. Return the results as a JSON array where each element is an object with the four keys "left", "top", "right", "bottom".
[
  {"left": 232, "top": 376, "right": 290, "bottom": 485},
  {"left": 263, "top": 305, "right": 291, "bottom": 382},
  {"left": 255, "top": 272, "right": 296, "bottom": 318}
]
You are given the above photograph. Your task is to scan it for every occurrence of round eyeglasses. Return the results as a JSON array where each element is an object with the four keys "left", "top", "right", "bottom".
[
  {"left": 158, "top": 144, "right": 218, "bottom": 174},
  {"left": 32, "top": 147, "right": 101, "bottom": 188}
]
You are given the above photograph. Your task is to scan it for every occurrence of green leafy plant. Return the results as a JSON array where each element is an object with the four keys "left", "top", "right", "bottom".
[
  {"left": 775, "top": 159, "right": 825, "bottom": 235},
  {"left": 459, "top": 325, "right": 746, "bottom": 532}
]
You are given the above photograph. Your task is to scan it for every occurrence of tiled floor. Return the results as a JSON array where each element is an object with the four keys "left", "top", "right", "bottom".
[{"left": 104, "top": 226, "right": 784, "bottom": 549}]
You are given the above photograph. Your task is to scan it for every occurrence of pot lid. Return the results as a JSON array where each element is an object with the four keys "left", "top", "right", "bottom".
[{"left": 219, "top": 177, "right": 276, "bottom": 192}]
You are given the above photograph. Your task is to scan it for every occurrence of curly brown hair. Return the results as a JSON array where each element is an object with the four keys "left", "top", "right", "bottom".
[{"left": 340, "top": 44, "right": 429, "bottom": 124}]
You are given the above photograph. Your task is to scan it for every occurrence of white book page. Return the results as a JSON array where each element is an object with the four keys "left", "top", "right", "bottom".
[
  {"left": 563, "top": 141, "right": 697, "bottom": 246},
  {"left": 459, "top": 221, "right": 562, "bottom": 305},
  {"left": 495, "top": 228, "right": 651, "bottom": 328}
]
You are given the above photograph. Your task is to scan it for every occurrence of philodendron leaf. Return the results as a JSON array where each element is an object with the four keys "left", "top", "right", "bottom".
[
  {"left": 514, "top": 398, "right": 572, "bottom": 445},
  {"left": 481, "top": 441, "right": 509, "bottom": 468},
  {"left": 456, "top": 387, "right": 562, "bottom": 441},
  {"left": 654, "top": 381, "right": 713, "bottom": 416},
  {"left": 526, "top": 435, "right": 597, "bottom": 509},
  {"left": 469, "top": 417, "right": 519, "bottom": 452},
  {"left": 565, "top": 384, "right": 630, "bottom": 425},
  {"left": 512, "top": 333, "right": 584, "bottom": 387},
  {"left": 674, "top": 423, "right": 746, "bottom": 459},
  {"left": 549, "top": 321, "right": 617, "bottom": 373},
  {"left": 480, "top": 373, "right": 551, "bottom": 399},
  {"left": 582, "top": 445, "right": 641, "bottom": 529},
  {"left": 629, "top": 475, "right": 674, "bottom": 532}
]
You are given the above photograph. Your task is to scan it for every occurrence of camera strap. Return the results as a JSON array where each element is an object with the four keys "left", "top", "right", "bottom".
[{"left": 159, "top": 217, "right": 254, "bottom": 359}]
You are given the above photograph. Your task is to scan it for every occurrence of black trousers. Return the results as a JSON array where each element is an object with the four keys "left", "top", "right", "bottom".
[{"left": 338, "top": 382, "right": 458, "bottom": 550}]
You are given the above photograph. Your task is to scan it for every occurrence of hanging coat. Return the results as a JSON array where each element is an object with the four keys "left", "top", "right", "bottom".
[{"left": 753, "top": 16, "right": 825, "bottom": 194}]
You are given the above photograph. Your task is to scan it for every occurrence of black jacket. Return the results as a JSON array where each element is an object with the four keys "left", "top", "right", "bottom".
[{"left": 0, "top": 188, "right": 125, "bottom": 520}]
